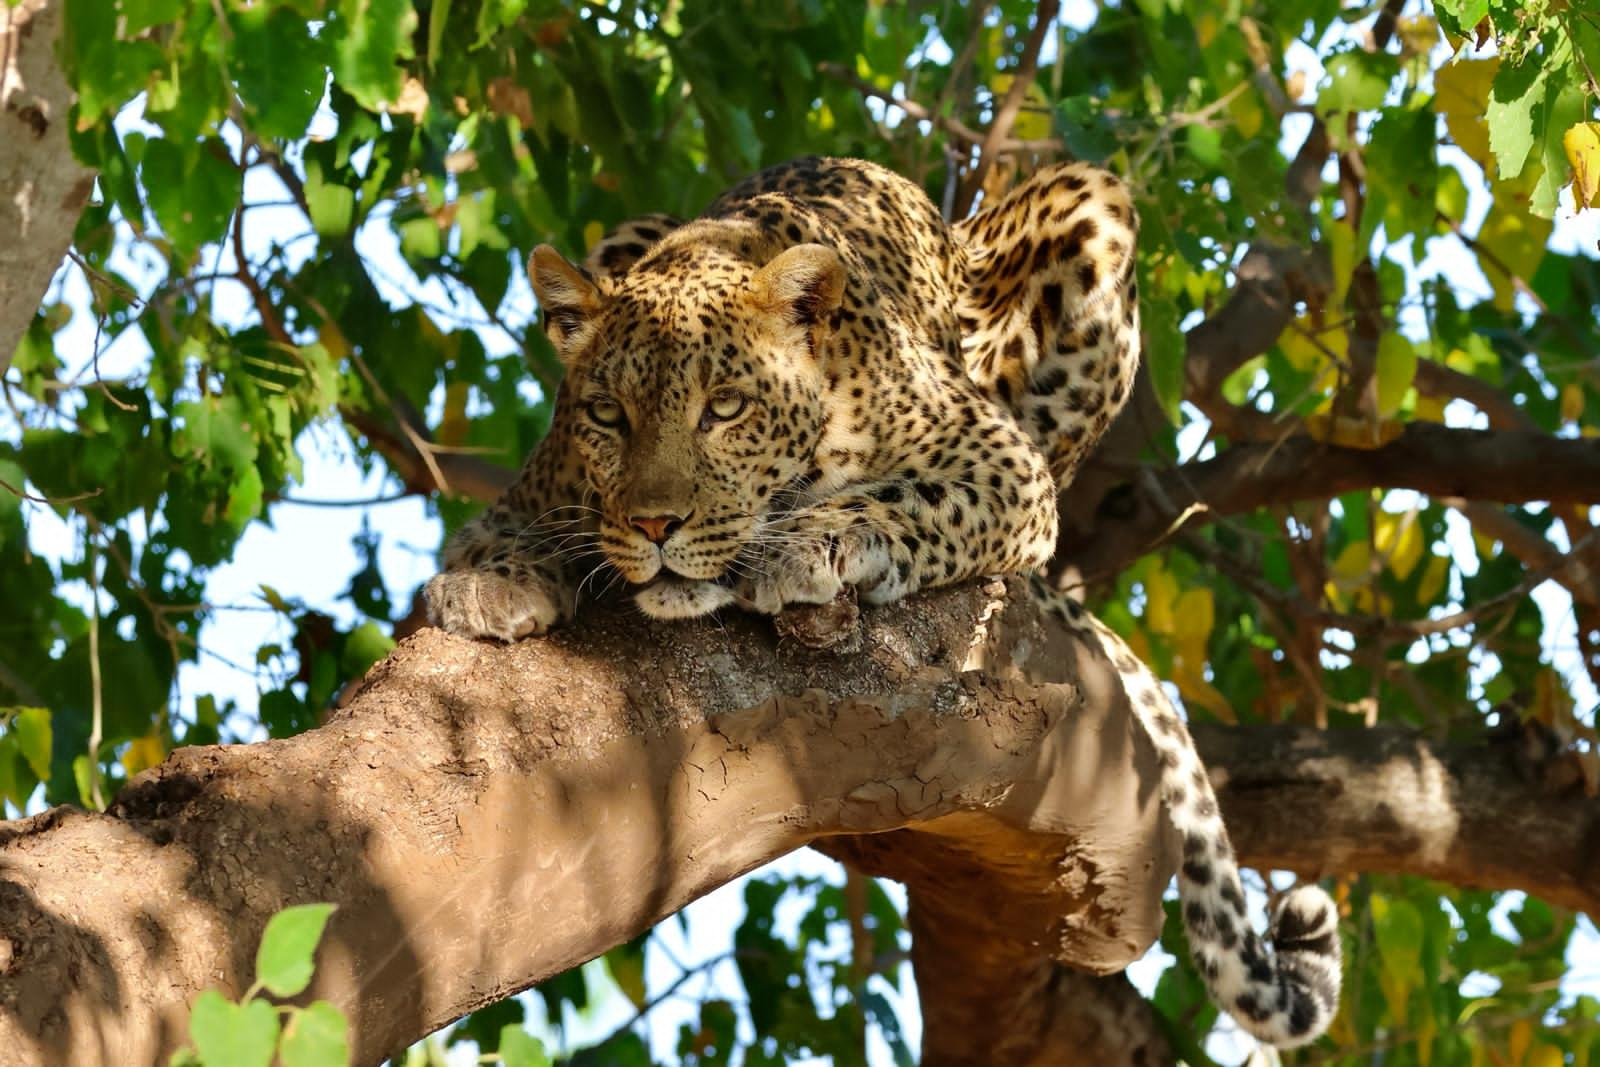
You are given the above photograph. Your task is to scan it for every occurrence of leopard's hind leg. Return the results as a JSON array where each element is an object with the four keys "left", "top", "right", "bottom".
[{"left": 953, "top": 164, "right": 1141, "bottom": 486}]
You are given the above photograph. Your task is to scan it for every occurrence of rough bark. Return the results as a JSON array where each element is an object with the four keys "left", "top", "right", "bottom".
[
  {"left": 0, "top": 581, "right": 1180, "bottom": 1067},
  {"left": 3, "top": 582, "right": 1599, "bottom": 1064},
  {"left": 1057, "top": 425, "right": 1600, "bottom": 586},
  {"left": 1197, "top": 721, "right": 1600, "bottom": 916},
  {"left": 0, "top": 0, "right": 92, "bottom": 373}
]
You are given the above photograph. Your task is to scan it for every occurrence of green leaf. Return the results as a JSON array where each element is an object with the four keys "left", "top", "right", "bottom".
[
  {"left": 1376, "top": 333, "right": 1418, "bottom": 416},
  {"left": 0, "top": 735, "right": 20, "bottom": 810},
  {"left": 172, "top": 396, "right": 259, "bottom": 473},
  {"left": 1185, "top": 124, "right": 1223, "bottom": 168},
  {"left": 280, "top": 1001, "right": 351, "bottom": 1067},
  {"left": 141, "top": 139, "right": 243, "bottom": 258},
  {"left": 1484, "top": 53, "right": 1550, "bottom": 181},
  {"left": 122, "top": 0, "right": 185, "bottom": 34},
  {"left": 339, "top": 621, "right": 394, "bottom": 677},
  {"left": 307, "top": 182, "right": 358, "bottom": 238},
  {"left": 231, "top": 7, "right": 331, "bottom": 140},
  {"left": 189, "top": 991, "right": 279, "bottom": 1067},
  {"left": 1139, "top": 280, "right": 1184, "bottom": 423},
  {"left": 499, "top": 1026, "right": 552, "bottom": 1067},
  {"left": 255, "top": 903, "right": 337, "bottom": 998},
  {"left": 331, "top": 0, "right": 418, "bottom": 110},
  {"left": 12, "top": 707, "right": 51, "bottom": 781},
  {"left": 1319, "top": 49, "right": 1397, "bottom": 115},
  {"left": 1530, "top": 80, "right": 1587, "bottom": 218},
  {"left": 397, "top": 215, "right": 443, "bottom": 260},
  {"left": 1433, "top": 0, "right": 1489, "bottom": 39},
  {"left": 71, "top": 754, "right": 96, "bottom": 808},
  {"left": 427, "top": 0, "right": 452, "bottom": 69}
]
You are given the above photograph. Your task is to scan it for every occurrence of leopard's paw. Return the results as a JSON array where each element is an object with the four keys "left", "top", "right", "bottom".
[
  {"left": 635, "top": 577, "right": 738, "bottom": 620},
  {"left": 424, "top": 569, "right": 564, "bottom": 641},
  {"left": 734, "top": 538, "right": 847, "bottom": 615}
]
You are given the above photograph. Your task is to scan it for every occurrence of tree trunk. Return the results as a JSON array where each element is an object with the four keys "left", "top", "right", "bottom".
[
  {"left": 0, "top": 581, "right": 1180, "bottom": 1066},
  {"left": 0, "top": 0, "right": 93, "bottom": 372}
]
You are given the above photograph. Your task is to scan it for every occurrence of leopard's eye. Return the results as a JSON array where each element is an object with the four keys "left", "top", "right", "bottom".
[
  {"left": 703, "top": 388, "right": 747, "bottom": 424},
  {"left": 588, "top": 397, "right": 625, "bottom": 428}
]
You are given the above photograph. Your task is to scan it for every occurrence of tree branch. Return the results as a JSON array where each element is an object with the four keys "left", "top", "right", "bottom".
[
  {"left": 816, "top": 61, "right": 1061, "bottom": 155},
  {"left": 953, "top": 0, "right": 1060, "bottom": 217},
  {"left": 340, "top": 405, "right": 515, "bottom": 502},
  {"left": 1057, "top": 425, "right": 1600, "bottom": 584},
  {"left": 0, "top": 0, "right": 95, "bottom": 373},
  {"left": 1197, "top": 721, "right": 1600, "bottom": 916},
  {"left": 0, "top": 581, "right": 1178, "bottom": 1066}
]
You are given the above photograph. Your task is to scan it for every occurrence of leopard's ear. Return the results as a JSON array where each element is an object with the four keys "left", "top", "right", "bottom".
[
  {"left": 750, "top": 244, "right": 845, "bottom": 331},
  {"left": 530, "top": 245, "right": 603, "bottom": 359}
]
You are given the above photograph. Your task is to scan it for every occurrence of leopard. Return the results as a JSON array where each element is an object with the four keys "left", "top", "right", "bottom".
[{"left": 424, "top": 156, "right": 1341, "bottom": 1047}]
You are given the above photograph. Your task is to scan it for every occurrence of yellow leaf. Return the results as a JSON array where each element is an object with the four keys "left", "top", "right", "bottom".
[
  {"left": 1173, "top": 660, "right": 1235, "bottom": 723},
  {"left": 1563, "top": 121, "right": 1600, "bottom": 209},
  {"left": 1304, "top": 412, "right": 1406, "bottom": 449},
  {"left": 1229, "top": 89, "right": 1264, "bottom": 139},
  {"left": 991, "top": 73, "right": 1053, "bottom": 142},
  {"left": 437, "top": 381, "right": 472, "bottom": 447},
  {"left": 1331, "top": 538, "right": 1371, "bottom": 581},
  {"left": 1560, "top": 382, "right": 1585, "bottom": 425},
  {"left": 1474, "top": 190, "right": 1552, "bottom": 311},
  {"left": 1397, "top": 15, "right": 1439, "bottom": 57},
  {"left": 1416, "top": 995, "right": 1438, "bottom": 1067},
  {"left": 1528, "top": 1046, "right": 1564, "bottom": 1067},
  {"left": 1417, "top": 555, "right": 1450, "bottom": 602},
  {"left": 1509, "top": 1019, "right": 1533, "bottom": 1067},
  {"left": 1376, "top": 333, "right": 1418, "bottom": 417},
  {"left": 1326, "top": 219, "right": 1357, "bottom": 311},
  {"left": 121, "top": 734, "right": 167, "bottom": 777},
  {"left": 1278, "top": 319, "right": 1331, "bottom": 373},
  {"left": 1144, "top": 562, "right": 1178, "bottom": 635},
  {"left": 1374, "top": 510, "right": 1424, "bottom": 580},
  {"left": 1195, "top": 13, "right": 1219, "bottom": 48},
  {"left": 1472, "top": 526, "right": 1500, "bottom": 562},
  {"left": 583, "top": 220, "right": 605, "bottom": 252},
  {"left": 1414, "top": 393, "right": 1448, "bottom": 423},
  {"left": 1533, "top": 667, "right": 1570, "bottom": 727},
  {"left": 1172, "top": 587, "right": 1215, "bottom": 645},
  {"left": 1434, "top": 58, "right": 1499, "bottom": 174},
  {"left": 1127, "top": 626, "right": 1154, "bottom": 669}
]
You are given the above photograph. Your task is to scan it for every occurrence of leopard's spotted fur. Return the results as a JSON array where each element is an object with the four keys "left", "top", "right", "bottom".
[{"left": 425, "top": 156, "right": 1340, "bottom": 1047}]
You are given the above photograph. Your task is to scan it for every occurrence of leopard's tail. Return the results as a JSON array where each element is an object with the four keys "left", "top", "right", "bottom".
[{"left": 1061, "top": 599, "right": 1343, "bottom": 1047}]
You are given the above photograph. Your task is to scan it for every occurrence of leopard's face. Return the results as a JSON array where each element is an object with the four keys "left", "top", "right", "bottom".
[{"left": 535, "top": 242, "right": 842, "bottom": 589}]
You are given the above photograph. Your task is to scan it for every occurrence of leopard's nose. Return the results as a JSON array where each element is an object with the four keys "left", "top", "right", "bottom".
[{"left": 630, "top": 512, "right": 688, "bottom": 545}]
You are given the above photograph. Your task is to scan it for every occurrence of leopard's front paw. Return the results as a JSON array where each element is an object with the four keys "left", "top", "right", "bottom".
[
  {"left": 736, "top": 538, "right": 847, "bottom": 615},
  {"left": 425, "top": 568, "right": 564, "bottom": 641},
  {"left": 634, "top": 577, "right": 738, "bottom": 620}
]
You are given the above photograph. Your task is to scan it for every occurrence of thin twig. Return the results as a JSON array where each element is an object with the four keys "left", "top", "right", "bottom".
[
  {"left": 0, "top": 476, "right": 102, "bottom": 506},
  {"left": 954, "top": 0, "right": 1060, "bottom": 216},
  {"left": 86, "top": 534, "right": 106, "bottom": 811},
  {"left": 816, "top": 62, "right": 1060, "bottom": 154}
]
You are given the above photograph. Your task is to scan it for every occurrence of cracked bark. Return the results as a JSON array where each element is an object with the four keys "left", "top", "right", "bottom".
[
  {"left": 0, "top": 581, "right": 1182, "bottom": 1067},
  {"left": 2, "top": 581, "right": 1597, "bottom": 1064},
  {"left": 0, "top": 0, "right": 93, "bottom": 374}
]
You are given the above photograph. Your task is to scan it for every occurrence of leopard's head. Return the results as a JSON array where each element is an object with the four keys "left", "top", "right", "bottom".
[{"left": 529, "top": 234, "right": 844, "bottom": 588}]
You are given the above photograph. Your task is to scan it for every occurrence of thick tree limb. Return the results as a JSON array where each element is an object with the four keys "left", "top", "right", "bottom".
[
  {"left": 1197, "top": 722, "right": 1600, "bottom": 916},
  {"left": 0, "top": 0, "right": 94, "bottom": 373},
  {"left": 1057, "top": 425, "right": 1600, "bottom": 585},
  {"left": 4, "top": 581, "right": 1599, "bottom": 1064},
  {"left": 0, "top": 581, "right": 1179, "bottom": 1067}
]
